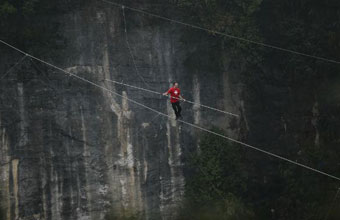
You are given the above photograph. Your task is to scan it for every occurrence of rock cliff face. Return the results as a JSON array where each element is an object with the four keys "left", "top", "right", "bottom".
[
  {"left": 2, "top": 0, "right": 335, "bottom": 219},
  {"left": 0, "top": 1, "right": 241, "bottom": 219}
]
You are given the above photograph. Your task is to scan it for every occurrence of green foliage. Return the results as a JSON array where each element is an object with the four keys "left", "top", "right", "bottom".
[
  {"left": 0, "top": 0, "right": 83, "bottom": 55},
  {"left": 105, "top": 208, "right": 141, "bottom": 220},
  {"left": 177, "top": 0, "right": 264, "bottom": 85},
  {"left": 178, "top": 194, "right": 254, "bottom": 220},
  {"left": 178, "top": 0, "right": 262, "bottom": 31},
  {"left": 179, "top": 129, "right": 253, "bottom": 219},
  {"left": 179, "top": 126, "right": 340, "bottom": 219},
  {"left": 178, "top": 0, "right": 263, "bottom": 58},
  {"left": 0, "top": 2, "right": 17, "bottom": 16},
  {"left": 22, "top": 0, "right": 39, "bottom": 16}
]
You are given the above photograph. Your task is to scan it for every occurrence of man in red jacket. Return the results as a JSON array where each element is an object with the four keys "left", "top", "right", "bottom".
[{"left": 163, "top": 82, "right": 185, "bottom": 120}]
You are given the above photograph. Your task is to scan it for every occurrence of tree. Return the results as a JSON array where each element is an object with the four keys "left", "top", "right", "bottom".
[{"left": 179, "top": 129, "right": 254, "bottom": 219}]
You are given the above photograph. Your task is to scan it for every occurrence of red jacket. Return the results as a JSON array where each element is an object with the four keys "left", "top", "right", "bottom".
[{"left": 166, "top": 87, "right": 181, "bottom": 103}]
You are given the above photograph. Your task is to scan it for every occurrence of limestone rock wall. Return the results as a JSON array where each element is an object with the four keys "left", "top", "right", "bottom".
[{"left": 0, "top": 1, "right": 241, "bottom": 219}]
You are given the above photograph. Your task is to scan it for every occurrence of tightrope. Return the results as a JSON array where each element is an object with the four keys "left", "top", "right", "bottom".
[
  {"left": 105, "top": 78, "right": 239, "bottom": 117},
  {"left": 1, "top": 39, "right": 339, "bottom": 181},
  {"left": 100, "top": 0, "right": 340, "bottom": 65}
]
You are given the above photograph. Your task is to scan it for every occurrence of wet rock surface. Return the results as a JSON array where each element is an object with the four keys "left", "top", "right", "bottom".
[
  {"left": 0, "top": 1, "right": 240, "bottom": 219},
  {"left": 1, "top": 0, "right": 337, "bottom": 220}
]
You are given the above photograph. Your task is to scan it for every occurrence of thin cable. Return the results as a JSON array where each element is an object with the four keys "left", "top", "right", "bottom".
[
  {"left": 122, "top": 6, "right": 151, "bottom": 88},
  {"left": 100, "top": 0, "right": 340, "bottom": 65},
  {"left": 323, "top": 187, "right": 340, "bottom": 220},
  {"left": 1, "top": 39, "right": 340, "bottom": 181},
  {"left": 105, "top": 78, "right": 239, "bottom": 117},
  {"left": 132, "top": 112, "right": 229, "bottom": 214},
  {"left": 0, "top": 54, "right": 27, "bottom": 81}
]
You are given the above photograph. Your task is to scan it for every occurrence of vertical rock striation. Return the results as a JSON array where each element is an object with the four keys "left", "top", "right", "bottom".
[{"left": 0, "top": 1, "right": 241, "bottom": 219}]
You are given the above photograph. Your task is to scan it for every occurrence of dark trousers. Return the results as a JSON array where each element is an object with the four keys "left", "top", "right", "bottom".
[{"left": 171, "top": 101, "right": 182, "bottom": 117}]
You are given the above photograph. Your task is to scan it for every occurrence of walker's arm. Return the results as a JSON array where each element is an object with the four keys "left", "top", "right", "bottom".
[{"left": 163, "top": 89, "right": 170, "bottom": 96}]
